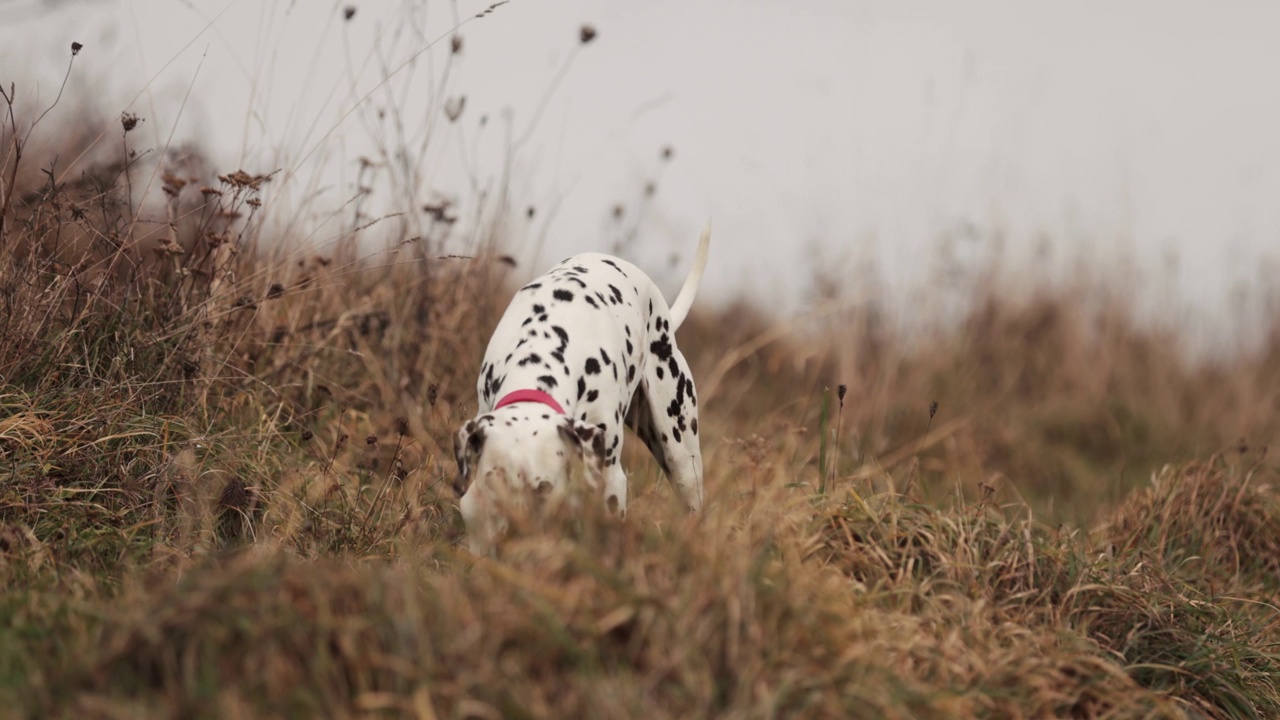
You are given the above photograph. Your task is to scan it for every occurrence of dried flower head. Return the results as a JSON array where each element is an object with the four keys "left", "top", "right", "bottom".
[
  {"left": 395, "top": 416, "right": 410, "bottom": 436},
  {"left": 218, "top": 169, "right": 273, "bottom": 190},
  {"left": 153, "top": 238, "right": 185, "bottom": 256},
  {"left": 266, "top": 282, "right": 285, "bottom": 300},
  {"left": 343, "top": 6, "right": 355, "bottom": 20},
  {"left": 71, "top": 41, "right": 83, "bottom": 55},
  {"left": 366, "top": 433, "right": 378, "bottom": 446},
  {"left": 579, "top": 24, "right": 597, "bottom": 44},
  {"left": 423, "top": 200, "right": 458, "bottom": 224},
  {"left": 451, "top": 35, "right": 463, "bottom": 54},
  {"left": 427, "top": 384, "right": 438, "bottom": 406},
  {"left": 444, "top": 96, "right": 466, "bottom": 122},
  {"left": 121, "top": 113, "right": 141, "bottom": 133}
]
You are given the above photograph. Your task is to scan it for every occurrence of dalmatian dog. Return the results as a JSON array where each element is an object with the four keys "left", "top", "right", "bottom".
[{"left": 453, "top": 226, "right": 710, "bottom": 554}]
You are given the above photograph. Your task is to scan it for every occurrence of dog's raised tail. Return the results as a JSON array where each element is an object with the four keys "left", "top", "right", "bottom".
[{"left": 668, "top": 223, "right": 711, "bottom": 330}]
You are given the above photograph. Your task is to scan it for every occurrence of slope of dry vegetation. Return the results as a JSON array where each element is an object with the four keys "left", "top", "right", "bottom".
[{"left": 4, "top": 50, "right": 1280, "bottom": 720}]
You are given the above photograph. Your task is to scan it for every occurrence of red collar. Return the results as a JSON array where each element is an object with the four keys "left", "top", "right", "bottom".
[{"left": 494, "top": 389, "right": 566, "bottom": 415}]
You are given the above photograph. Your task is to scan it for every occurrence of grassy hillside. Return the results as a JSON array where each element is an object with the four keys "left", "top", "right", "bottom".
[{"left": 4, "top": 58, "right": 1280, "bottom": 719}]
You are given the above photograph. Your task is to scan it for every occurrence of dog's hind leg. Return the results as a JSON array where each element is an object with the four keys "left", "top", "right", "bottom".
[{"left": 630, "top": 350, "right": 704, "bottom": 512}]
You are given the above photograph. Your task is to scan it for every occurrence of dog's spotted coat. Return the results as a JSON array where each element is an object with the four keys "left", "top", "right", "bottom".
[{"left": 453, "top": 228, "right": 710, "bottom": 554}]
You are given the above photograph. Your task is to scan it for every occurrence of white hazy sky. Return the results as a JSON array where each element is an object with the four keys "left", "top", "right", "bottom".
[{"left": 4, "top": 0, "right": 1279, "bottom": 352}]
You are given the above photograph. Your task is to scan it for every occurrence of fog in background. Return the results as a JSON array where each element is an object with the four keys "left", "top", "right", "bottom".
[{"left": 4, "top": 0, "right": 1279, "bottom": 355}]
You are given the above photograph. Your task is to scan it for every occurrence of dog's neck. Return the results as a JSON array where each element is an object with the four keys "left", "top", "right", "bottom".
[{"left": 493, "top": 389, "right": 566, "bottom": 415}]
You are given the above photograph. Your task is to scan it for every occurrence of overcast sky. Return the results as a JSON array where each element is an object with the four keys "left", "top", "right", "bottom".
[{"left": 4, "top": 0, "right": 1279, "bottom": 352}]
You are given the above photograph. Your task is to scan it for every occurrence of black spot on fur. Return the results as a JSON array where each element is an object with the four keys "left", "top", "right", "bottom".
[
  {"left": 467, "top": 426, "right": 486, "bottom": 454},
  {"left": 585, "top": 295, "right": 599, "bottom": 308},
  {"left": 518, "top": 353, "right": 542, "bottom": 367},
  {"left": 608, "top": 284, "right": 624, "bottom": 304},
  {"left": 553, "top": 289, "right": 574, "bottom": 302},
  {"left": 691, "top": 418, "right": 699, "bottom": 435},
  {"left": 585, "top": 358, "right": 601, "bottom": 375},
  {"left": 586, "top": 389, "right": 599, "bottom": 402},
  {"left": 532, "top": 304, "right": 546, "bottom": 314},
  {"left": 627, "top": 365, "right": 636, "bottom": 382},
  {"left": 539, "top": 375, "right": 558, "bottom": 388},
  {"left": 600, "top": 349, "right": 612, "bottom": 365},
  {"left": 650, "top": 335, "right": 673, "bottom": 361},
  {"left": 656, "top": 366, "right": 664, "bottom": 380},
  {"left": 577, "top": 377, "right": 587, "bottom": 400},
  {"left": 672, "top": 427, "right": 682, "bottom": 443},
  {"left": 552, "top": 326, "right": 569, "bottom": 350}
]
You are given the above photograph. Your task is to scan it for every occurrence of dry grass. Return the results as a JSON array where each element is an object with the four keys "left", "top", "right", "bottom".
[{"left": 4, "top": 40, "right": 1280, "bottom": 720}]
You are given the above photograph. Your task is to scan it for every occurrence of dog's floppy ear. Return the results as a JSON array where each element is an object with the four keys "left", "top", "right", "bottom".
[
  {"left": 452, "top": 420, "right": 487, "bottom": 497},
  {"left": 557, "top": 419, "right": 606, "bottom": 471}
]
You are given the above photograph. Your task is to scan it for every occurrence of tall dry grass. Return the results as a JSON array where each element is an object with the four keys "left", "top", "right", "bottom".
[{"left": 3, "top": 27, "right": 1280, "bottom": 720}]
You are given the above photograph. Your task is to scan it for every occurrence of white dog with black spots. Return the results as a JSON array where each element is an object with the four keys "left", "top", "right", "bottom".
[{"left": 453, "top": 227, "right": 710, "bottom": 555}]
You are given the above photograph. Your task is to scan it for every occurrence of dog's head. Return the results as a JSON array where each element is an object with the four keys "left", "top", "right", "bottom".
[{"left": 452, "top": 409, "right": 605, "bottom": 500}]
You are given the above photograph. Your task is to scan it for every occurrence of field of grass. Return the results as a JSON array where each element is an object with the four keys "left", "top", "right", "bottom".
[{"left": 4, "top": 38, "right": 1280, "bottom": 719}]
